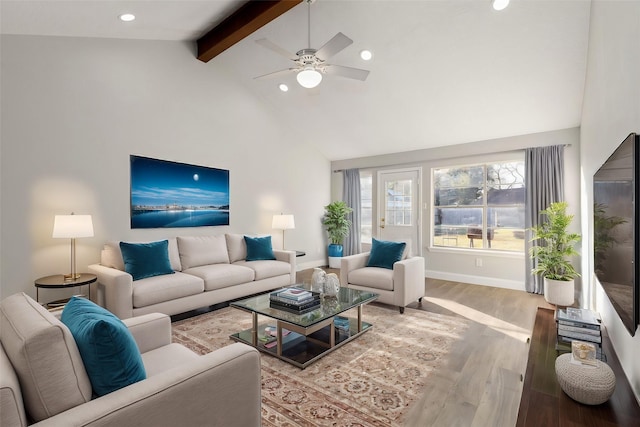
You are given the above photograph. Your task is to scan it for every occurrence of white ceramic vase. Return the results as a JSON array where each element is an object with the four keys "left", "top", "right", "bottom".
[{"left": 323, "top": 273, "right": 340, "bottom": 297}]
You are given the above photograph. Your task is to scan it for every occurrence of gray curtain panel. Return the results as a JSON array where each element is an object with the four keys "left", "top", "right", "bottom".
[
  {"left": 342, "top": 169, "right": 362, "bottom": 256},
  {"left": 525, "top": 145, "right": 565, "bottom": 294}
]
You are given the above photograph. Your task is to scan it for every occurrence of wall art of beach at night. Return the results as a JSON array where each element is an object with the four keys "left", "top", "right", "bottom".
[{"left": 130, "top": 155, "right": 229, "bottom": 229}]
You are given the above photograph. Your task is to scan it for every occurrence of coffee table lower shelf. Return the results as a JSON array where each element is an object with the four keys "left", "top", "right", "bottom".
[{"left": 230, "top": 318, "right": 373, "bottom": 369}]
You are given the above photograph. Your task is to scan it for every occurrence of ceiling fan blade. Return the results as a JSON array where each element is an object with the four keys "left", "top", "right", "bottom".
[
  {"left": 254, "top": 68, "right": 298, "bottom": 80},
  {"left": 255, "top": 38, "right": 298, "bottom": 61},
  {"left": 315, "top": 32, "right": 353, "bottom": 61},
  {"left": 324, "top": 65, "right": 370, "bottom": 81}
]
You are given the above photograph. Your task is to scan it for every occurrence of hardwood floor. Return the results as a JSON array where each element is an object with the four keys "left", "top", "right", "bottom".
[
  {"left": 401, "top": 278, "right": 552, "bottom": 427},
  {"left": 289, "top": 270, "right": 639, "bottom": 426}
]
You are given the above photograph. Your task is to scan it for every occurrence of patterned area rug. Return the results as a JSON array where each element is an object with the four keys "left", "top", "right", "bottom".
[{"left": 172, "top": 304, "right": 470, "bottom": 426}]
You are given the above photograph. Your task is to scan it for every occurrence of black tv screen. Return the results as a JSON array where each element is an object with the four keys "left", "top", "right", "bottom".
[{"left": 593, "top": 132, "right": 640, "bottom": 336}]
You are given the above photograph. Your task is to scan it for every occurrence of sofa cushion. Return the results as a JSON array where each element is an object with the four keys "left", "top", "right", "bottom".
[
  {"left": 120, "top": 240, "right": 175, "bottom": 281},
  {"left": 367, "top": 238, "right": 406, "bottom": 270},
  {"left": 0, "top": 293, "right": 92, "bottom": 422},
  {"left": 244, "top": 236, "right": 276, "bottom": 261},
  {"left": 183, "top": 264, "right": 255, "bottom": 291},
  {"left": 102, "top": 238, "right": 182, "bottom": 272},
  {"left": 225, "top": 233, "right": 248, "bottom": 263},
  {"left": 234, "top": 260, "right": 292, "bottom": 281},
  {"left": 61, "top": 297, "right": 146, "bottom": 397},
  {"left": 177, "top": 235, "right": 230, "bottom": 269},
  {"left": 133, "top": 272, "right": 204, "bottom": 308},
  {"left": 348, "top": 267, "right": 394, "bottom": 291},
  {"left": 1, "top": 342, "right": 28, "bottom": 427}
]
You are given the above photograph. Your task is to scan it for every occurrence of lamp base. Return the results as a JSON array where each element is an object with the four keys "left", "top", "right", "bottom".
[{"left": 63, "top": 273, "right": 81, "bottom": 282}]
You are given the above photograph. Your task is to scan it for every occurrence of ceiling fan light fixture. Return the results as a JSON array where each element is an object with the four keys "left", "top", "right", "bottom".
[
  {"left": 492, "top": 0, "right": 510, "bottom": 11},
  {"left": 119, "top": 13, "right": 136, "bottom": 22},
  {"left": 297, "top": 67, "right": 322, "bottom": 88},
  {"left": 360, "top": 50, "right": 373, "bottom": 61}
]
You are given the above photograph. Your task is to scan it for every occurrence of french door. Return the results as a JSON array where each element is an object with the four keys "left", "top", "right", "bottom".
[{"left": 377, "top": 168, "right": 421, "bottom": 256}]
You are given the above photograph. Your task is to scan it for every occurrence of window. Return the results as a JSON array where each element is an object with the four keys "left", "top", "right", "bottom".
[
  {"left": 360, "top": 171, "right": 373, "bottom": 244},
  {"left": 385, "top": 179, "right": 413, "bottom": 226},
  {"left": 433, "top": 161, "right": 525, "bottom": 252}
]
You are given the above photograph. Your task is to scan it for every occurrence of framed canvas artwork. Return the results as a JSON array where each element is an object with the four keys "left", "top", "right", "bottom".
[{"left": 130, "top": 155, "right": 230, "bottom": 228}]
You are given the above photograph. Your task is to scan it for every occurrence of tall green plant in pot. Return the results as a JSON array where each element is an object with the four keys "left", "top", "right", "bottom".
[
  {"left": 529, "top": 201, "right": 581, "bottom": 306},
  {"left": 322, "top": 201, "right": 352, "bottom": 268}
]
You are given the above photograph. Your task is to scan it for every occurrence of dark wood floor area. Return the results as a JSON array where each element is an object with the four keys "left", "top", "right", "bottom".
[{"left": 516, "top": 308, "right": 640, "bottom": 427}]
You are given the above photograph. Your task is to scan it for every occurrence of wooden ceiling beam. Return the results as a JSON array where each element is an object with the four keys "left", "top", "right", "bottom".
[{"left": 197, "top": 0, "right": 302, "bottom": 63}]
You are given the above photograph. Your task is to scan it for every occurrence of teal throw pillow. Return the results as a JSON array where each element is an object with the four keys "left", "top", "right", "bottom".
[
  {"left": 244, "top": 235, "right": 276, "bottom": 261},
  {"left": 61, "top": 297, "right": 146, "bottom": 397},
  {"left": 367, "top": 238, "right": 406, "bottom": 269},
  {"left": 119, "top": 240, "right": 175, "bottom": 281}
]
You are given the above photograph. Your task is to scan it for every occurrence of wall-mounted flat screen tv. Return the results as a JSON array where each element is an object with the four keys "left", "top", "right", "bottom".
[
  {"left": 130, "top": 155, "right": 230, "bottom": 229},
  {"left": 593, "top": 132, "right": 640, "bottom": 336}
]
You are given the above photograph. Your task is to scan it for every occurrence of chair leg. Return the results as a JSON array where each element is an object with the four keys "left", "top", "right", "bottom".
[
  {"left": 399, "top": 306, "right": 405, "bottom": 314},
  {"left": 418, "top": 297, "right": 423, "bottom": 303}
]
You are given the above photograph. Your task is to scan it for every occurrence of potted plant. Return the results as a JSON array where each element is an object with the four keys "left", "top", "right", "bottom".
[
  {"left": 322, "top": 201, "right": 352, "bottom": 268},
  {"left": 529, "top": 201, "right": 581, "bottom": 306}
]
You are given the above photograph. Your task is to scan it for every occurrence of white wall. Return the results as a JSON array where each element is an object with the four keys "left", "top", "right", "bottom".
[
  {"left": 580, "top": 1, "right": 640, "bottom": 402},
  {"left": 0, "top": 35, "right": 330, "bottom": 302},
  {"left": 332, "top": 127, "right": 581, "bottom": 293}
]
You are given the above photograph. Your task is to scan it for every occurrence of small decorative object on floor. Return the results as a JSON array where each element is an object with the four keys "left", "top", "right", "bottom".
[
  {"left": 323, "top": 273, "right": 340, "bottom": 297},
  {"left": 555, "top": 353, "right": 616, "bottom": 405},
  {"left": 311, "top": 268, "right": 326, "bottom": 293}
]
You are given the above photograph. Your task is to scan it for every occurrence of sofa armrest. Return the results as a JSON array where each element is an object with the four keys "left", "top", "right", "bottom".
[
  {"left": 392, "top": 256, "right": 426, "bottom": 307},
  {"left": 122, "top": 313, "right": 171, "bottom": 354},
  {"left": 32, "top": 343, "right": 261, "bottom": 427},
  {"left": 88, "top": 264, "right": 134, "bottom": 319},
  {"left": 274, "top": 249, "right": 296, "bottom": 284},
  {"left": 340, "top": 252, "right": 371, "bottom": 286}
]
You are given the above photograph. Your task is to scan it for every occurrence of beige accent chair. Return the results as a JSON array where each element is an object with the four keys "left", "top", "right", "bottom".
[
  {"left": 340, "top": 252, "right": 425, "bottom": 313},
  {"left": 0, "top": 293, "right": 261, "bottom": 427}
]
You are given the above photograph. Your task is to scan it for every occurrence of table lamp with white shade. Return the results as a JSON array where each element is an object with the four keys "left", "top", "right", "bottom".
[
  {"left": 52, "top": 213, "right": 94, "bottom": 281},
  {"left": 272, "top": 214, "right": 295, "bottom": 250}
]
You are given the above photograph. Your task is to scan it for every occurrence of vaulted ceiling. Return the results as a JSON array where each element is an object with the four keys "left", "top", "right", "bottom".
[{"left": 1, "top": 0, "right": 592, "bottom": 160}]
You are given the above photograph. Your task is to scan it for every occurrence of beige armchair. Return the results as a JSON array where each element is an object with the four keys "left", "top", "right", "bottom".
[
  {"left": 340, "top": 252, "right": 425, "bottom": 313},
  {"left": 0, "top": 293, "right": 261, "bottom": 427}
]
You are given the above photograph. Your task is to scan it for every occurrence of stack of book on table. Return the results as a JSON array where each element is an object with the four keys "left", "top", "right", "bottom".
[
  {"left": 555, "top": 307, "right": 605, "bottom": 361},
  {"left": 334, "top": 316, "right": 350, "bottom": 335},
  {"left": 270, "top": 288, "right": 321, "bottom": 314}
]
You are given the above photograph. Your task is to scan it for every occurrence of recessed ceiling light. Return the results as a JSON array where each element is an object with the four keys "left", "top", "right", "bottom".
[
  {"left": 360, "top": 50, "right": 373, "bottom": 61},
  {"left": 119, "top": 13, "right": 136, "bottom": 22},
  {"left": 279, "top": 84, "right": 289, "bottom": 92},
  {"left": 492, "top": 0, "right": 510, "bottom": 11}
]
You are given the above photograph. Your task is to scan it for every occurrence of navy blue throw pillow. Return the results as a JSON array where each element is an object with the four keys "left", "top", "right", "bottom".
[
  {"left": 244, "top": 235, "right": 276, "bottom": 261},
  {"left": 119, "top": 240, "right": 175, "bottom": 281},
  {"left": 367, "top": 238, "right": 406, "bottom": 269}
]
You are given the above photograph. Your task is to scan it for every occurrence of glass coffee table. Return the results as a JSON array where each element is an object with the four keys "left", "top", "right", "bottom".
[{"left": 230, "top": 286, "right": 378, "bottom": 368}]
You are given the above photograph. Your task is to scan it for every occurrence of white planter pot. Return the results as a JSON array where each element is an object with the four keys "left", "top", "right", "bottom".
[
  {"left": 544, "top": 277, "right": 575, "bottom": 306},
  {"left": 328, "top": 256, "right": 341, "bottom": 269}
]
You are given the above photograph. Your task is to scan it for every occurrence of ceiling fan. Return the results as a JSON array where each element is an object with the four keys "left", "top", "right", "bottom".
[{"left": 254, "top": 0, "right": 370, "bottom": 89}]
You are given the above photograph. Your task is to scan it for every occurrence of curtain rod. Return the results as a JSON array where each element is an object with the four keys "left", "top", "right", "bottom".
[{"left": 332, "top": 143, "right": 572, "bottom": 173}]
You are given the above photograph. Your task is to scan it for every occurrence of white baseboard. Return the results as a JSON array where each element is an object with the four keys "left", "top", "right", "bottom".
[{"left": 425, "top": 269, "right": 525, "bottom": 292}]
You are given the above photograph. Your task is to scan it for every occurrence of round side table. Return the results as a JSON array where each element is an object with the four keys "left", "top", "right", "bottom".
[
  {"left": 34, "top": 273, "right": 97, "bottom": 307},
  {"left": 555, "top": 353, "right": 616, "bottom": 405}
]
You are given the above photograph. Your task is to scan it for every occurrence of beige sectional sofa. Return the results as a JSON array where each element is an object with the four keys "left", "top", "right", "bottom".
[
  {"left": 0, "top": 292, "right": 261, "bottom": 427},
  {"left": 89, "top": 233, "right": 296, "bottom": 319}
]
